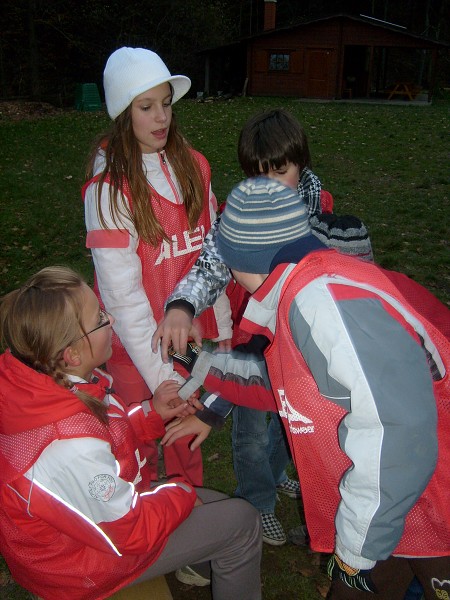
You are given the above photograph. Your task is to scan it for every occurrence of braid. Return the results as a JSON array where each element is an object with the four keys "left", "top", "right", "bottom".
[{"left": 1, "top": 266, "right": 109, "bottom": 423}]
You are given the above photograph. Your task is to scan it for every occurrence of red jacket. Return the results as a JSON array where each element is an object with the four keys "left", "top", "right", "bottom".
[
  {"left": 0, "top": 352, "right": 196, "bottom": 599},
  {"left": 259, "top": 252, "right": 450, "bottom": 562}
]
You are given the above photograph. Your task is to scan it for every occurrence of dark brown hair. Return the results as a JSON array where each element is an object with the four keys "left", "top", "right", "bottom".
[{"left": 238, "top": 108, "right": 312, "bottom": 177}]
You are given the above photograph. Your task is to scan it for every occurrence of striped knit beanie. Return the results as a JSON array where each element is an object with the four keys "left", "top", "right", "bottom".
[{"left": 217, "top": 177, "right": 318, "bottom": 274}]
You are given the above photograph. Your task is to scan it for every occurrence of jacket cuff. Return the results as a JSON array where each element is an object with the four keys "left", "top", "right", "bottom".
[
  {"left": 165, "top": 299, "right": 195, "bottom": 318},
  {"left": 191, "top": 350, "right": 215, "bottom": 382},
  {"left": 335, "top": 537, "right": 376, "bottom": 571},
  {"left": 195, "top": 406, "right": 226, "bottom": 429}
]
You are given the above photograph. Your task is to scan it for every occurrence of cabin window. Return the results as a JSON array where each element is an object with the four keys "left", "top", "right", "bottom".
[{"left": 269, "top": 53, "right": 290, "bottom": 71}]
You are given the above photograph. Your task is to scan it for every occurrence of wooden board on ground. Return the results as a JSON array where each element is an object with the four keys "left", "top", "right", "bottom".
[{"left": 107, "top": 576, "right": 173, "bottom": 600}]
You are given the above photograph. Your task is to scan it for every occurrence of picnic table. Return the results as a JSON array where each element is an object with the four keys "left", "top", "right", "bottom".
[{"left": 387, "top": 82, "right": 421, "bottom": 101}]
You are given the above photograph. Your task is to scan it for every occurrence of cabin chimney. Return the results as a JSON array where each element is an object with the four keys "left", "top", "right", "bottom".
[{"left": 264, "top": 0, "right": 277, "bottom": 31}]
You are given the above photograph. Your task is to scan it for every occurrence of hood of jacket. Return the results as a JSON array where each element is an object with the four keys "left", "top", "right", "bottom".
[
  {"left": 0, "top": 350, "right": 114, "bottom": 484},
  {"left": 0, "top": 350, "right": 95, "bottom": 435}
]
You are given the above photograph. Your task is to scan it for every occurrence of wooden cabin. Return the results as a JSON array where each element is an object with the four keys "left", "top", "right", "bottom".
[{"left": 199, "top": 4, "right": 448, "bottom": 102}]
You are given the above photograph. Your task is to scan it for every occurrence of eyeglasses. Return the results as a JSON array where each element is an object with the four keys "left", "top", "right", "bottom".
[{"left": 74, "top": 309, "right": 111, "bottom": 342}]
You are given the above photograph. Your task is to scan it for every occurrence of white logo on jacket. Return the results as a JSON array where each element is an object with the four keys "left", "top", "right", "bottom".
[
  {"left": 155, "top": 225, "right": 205, "bottom": 265},
  {"left": 278, "top": 389, "right": 314, "bottom": 435},
  {"left": 88, "top": 474, "right": 116, "bottom": 501}
]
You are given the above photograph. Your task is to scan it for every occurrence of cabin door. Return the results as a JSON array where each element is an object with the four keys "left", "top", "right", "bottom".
[{"left": 306, "top": 49, "right": 332, "bottom": 98}]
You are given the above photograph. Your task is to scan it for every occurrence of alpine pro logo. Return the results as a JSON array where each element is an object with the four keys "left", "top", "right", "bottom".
[
  {"left": 155, "top": 225, "right": 205, "bottom": 265},
  {"left": 278, "top": 389, "right": 314, "bottom": 435}
]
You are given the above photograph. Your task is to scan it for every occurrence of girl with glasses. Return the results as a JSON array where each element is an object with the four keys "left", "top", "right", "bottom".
[{"left": 0, "top": 266, "right": 262, "bottom": 600}]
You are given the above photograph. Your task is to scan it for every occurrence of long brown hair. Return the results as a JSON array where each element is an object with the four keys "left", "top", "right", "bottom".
[
  {"left": 0, "top": 267, "right": 108, "bottom": 423},
  {"left": 86, "top": 96, "right": 205, "bottom": 246}
]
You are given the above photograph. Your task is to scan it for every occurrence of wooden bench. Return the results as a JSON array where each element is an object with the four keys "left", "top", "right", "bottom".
[
  {"left": 387, "top": 82, "right": 422, "bottom": 101},
  {"left": 107, "top": 576, "right": 173, "bottom": 600}
]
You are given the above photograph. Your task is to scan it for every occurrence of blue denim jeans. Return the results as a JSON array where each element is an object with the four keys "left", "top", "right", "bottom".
[
  {"left": 232, "top": 406, "right": 292, "bottom": 513},
  {"left": 403, "top": 577, "right": 424, "bottom": 600}
]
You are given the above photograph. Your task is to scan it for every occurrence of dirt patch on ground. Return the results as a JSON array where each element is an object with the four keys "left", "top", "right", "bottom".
[{"left": 0, "top": 101, "right": 65, "bottom": 120}]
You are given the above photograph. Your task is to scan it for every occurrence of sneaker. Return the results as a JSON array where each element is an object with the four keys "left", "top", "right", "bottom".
[
  {"left": 175, "top": 565, "right": 211, "bottom": 587},
  {"left": 261, "top": 513, "right": 287, "bottom": 546},
  {"left": 287, "top": 524, "right": 310, "bottom": 547},
  {"left": 276, "top": 477, "right": 301, "bottom": 499}
]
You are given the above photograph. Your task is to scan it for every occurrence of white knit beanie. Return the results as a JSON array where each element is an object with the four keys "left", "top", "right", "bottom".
[{"left": 103, "top": 47, "right": 191, "bottom": 119}]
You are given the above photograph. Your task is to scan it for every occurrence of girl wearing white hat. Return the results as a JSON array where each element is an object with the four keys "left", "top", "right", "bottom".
[{"left": 83, "top": 48, "right": 232, "bottom": 499}]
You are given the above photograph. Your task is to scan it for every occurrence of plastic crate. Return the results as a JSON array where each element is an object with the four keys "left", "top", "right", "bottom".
[{"left": 75, "top": 83, "right": 102, "bottom": 111}]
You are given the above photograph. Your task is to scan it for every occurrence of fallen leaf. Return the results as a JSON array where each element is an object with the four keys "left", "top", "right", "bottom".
[{"left": 317, "top": 582, "right": 331, "bottom": 598}]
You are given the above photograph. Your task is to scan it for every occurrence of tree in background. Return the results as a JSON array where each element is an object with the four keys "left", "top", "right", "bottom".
[{"left": 0, "top": 0, "right": 448, "bottom": 104}]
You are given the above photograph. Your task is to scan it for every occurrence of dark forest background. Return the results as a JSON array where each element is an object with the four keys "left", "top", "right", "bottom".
[{"left": 1, "top": 0, "right": 449, "bottom": 106}]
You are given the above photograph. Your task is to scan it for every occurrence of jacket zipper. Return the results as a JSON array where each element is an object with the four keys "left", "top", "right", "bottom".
[{"left": 158, "top": 151, "right": 182, "bottom": 205}]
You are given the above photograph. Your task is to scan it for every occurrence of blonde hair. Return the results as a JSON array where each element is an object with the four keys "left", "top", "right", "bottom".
[
  {"left": 0, "top": 266, "right": 108, "bottom": 422},
  {"left": 86, "top": 97, "right": 204, "bottom": 246}
]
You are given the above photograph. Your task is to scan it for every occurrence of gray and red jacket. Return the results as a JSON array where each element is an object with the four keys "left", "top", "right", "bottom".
[{"left": 182, "top": 250, "right": 450, "bottom": 570}]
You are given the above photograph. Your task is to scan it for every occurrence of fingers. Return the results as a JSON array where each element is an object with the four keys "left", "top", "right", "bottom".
[
  {"left": 165, "top": 417, "right": 183, "bottom": 431},
  {"left": 152, "top": 380, "right": 183, "bottom": 417},
  {"left": 190, "top": 325, "right": 203, "bottom": 350},
  {"left": 161, "top": 422, "right": 185, "bottom": 446},
  {"left": 166, "top": 403, "right": 192, "bottom": 419},
  {"left": 151, "top": 308, "right": 204, "bottom": 363},
  {"left": 188, "top": 397, "right": 204, "bottom": 411},
  {"left": 151, "top": 322, "right": 164, "bottom": 355},
  {"left": 189, "top": 428, "right": 210, "bottom": 451},
  {"left": 160, "top": 330, "right": 175, "bottom": 363},
  {"left": 178, "top": 403, "right": 197, "bottom": 417}
]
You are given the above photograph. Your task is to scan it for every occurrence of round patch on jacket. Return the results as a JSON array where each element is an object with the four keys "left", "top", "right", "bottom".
[{"left": 88, "top": 474, "right": 116, "bottom": 501}]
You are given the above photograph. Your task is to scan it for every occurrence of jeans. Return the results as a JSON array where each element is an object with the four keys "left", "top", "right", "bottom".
[
  {"left": 404, "top": 577, "right": 424, "bottom": 600},
  {"left": 232, "top": 406, "right": 291, "bottom": 513}
]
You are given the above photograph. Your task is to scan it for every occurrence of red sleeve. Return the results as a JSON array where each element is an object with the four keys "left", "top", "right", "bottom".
[
  {"left": 383, "top": 269, "right": 450, "bottom": 340},
  {"left": 203, "top": 372, "right": 277, "bottom": 412},
  {"left": 127, "top": 403, "right": 166, "bottom": 442}
]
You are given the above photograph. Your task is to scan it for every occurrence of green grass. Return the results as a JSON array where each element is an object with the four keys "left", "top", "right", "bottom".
[
  {"left": 0, "top": 96, "right": 449, "bottom": 599},
  {"left": 1, "top": 96, "right": 448, "bottom": 303}
]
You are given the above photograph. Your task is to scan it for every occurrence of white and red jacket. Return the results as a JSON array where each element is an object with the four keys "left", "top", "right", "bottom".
[
  {"left": 184, "top": 250, "right": 450, "bottom": 571},
  {"left": 0, "top": 352, "right": 196, "bottom": 600},
  {"left": 83, "top": 149, "right": 231, "bottom": 393}
]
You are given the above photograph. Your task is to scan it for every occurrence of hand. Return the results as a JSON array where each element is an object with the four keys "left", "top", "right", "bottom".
[
  {"left": 169, "top": 341, "right": 201, "bottom": 375},
  {"left": 175, "top": 395, "right": 198, "bottom": 418},
  {"left": 327, "top": 554, "right": 377, "bottom": 594},
  {"left": 152, "top": 380, "right": 191, "bottom": 421},
  {"left": 151, "top": 307, "right": 203, "bottom": 362},
  {"left": 161, "top": 415, "right": 212, "bottom": 451},
  {"left": 186, "top": 393, "right": 204, "bottom": 412}
]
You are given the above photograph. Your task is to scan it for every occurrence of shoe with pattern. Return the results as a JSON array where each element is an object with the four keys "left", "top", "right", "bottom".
[
  {"left": 276, "top": 477, "right": 301, "bottom": 499},
  {"left": 261, "top": 513, "right": 287, "bottom": 546}
]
